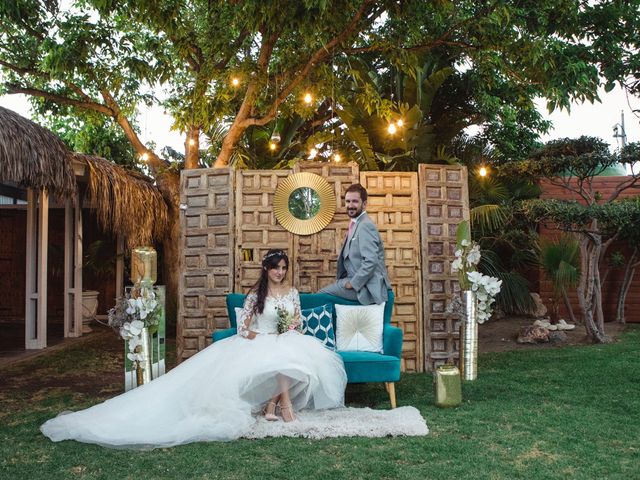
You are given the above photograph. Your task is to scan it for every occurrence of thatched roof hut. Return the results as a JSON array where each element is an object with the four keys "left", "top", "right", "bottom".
[
  {"left": 0, "top": 106, "right": 76, "bottom": 197},
  {"left": 78, "top": 153, "right": 169, "bottom": 248},
  {"left": 0, "top": 107, "right": 168, "bottom": 248}
]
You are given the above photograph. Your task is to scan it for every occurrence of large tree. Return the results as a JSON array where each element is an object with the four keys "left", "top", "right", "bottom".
[{"left": 3, "top": 0, "right": 640, "bottom": 325}]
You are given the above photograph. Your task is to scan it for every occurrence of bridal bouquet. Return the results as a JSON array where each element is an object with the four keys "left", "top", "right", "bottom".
[
  {"left": 276, "top": 305, "right": 300, "bottom": 334},
  {"left": 108, "top": 286, "right": 163, "bottom": 368},
  {"left": 448, "top": 228, "right": 502, "bottom": 324}
]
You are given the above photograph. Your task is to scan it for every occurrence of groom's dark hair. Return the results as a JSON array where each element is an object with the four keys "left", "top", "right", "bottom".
[{"left": 345, "top": 183, "right": 368, "bottom": 202}]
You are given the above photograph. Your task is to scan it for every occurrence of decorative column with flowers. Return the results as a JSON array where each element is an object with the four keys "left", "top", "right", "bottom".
[
  {"left": 108, "top": 247, "right": 165, "bottom": 390},
  {"left": 448, "top": 221, "right": 502, "bottom": 381}
]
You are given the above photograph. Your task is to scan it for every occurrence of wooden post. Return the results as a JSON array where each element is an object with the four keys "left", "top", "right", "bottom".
[
  {"left": 25, "top": 188, "right": 48, "bottom": 349},
  {"left": 63, "top": 196, "right": 83, "bottom": 337},
  {"left": 116, "top": 235, "right": 125, "bottom": 299}
]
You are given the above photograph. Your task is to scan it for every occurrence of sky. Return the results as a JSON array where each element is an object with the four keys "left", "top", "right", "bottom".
[{"left": 1, "top": 84, "right": 639, "bottom": 155}]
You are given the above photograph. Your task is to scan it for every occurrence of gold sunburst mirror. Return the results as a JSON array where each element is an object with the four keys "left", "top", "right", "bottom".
[{"left": 274, "top": 172, "right": 336, "bottom": 235}]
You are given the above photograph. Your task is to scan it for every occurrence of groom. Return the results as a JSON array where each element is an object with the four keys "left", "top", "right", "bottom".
[{"left": 320, "top": 183, "right": 391, "bottom": 305}]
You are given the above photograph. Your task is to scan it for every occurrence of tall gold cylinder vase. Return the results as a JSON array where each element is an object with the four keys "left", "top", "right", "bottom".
[
  {"left": 135, "top": 327, "right": 153, "bottom": 386},
  {"left": 460, "top": 290, "right": 478, "bottom": 381}
]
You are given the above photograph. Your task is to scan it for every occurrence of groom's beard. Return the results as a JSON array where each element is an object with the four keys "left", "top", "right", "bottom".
[{"left": 347, "top": 206, "right": 363, "bottom": 218}]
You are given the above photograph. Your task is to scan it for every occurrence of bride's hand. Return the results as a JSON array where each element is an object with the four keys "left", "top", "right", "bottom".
[{"left": 246, "top": 331, "right": 257, "bottom": 340}]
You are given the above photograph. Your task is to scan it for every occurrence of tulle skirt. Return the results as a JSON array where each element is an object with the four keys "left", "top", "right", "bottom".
[{"left": 40, "top": 332, "right": 347, "bottom": 448}]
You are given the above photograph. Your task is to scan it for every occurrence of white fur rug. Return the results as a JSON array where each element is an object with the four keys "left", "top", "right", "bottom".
[{"left": 244, "top": 406, "right": 429, "bottom": 439}]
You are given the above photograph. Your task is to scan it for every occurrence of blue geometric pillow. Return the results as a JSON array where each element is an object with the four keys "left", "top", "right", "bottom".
[{"left": 301, "top": 304, "right": 336, "bottom": 350}]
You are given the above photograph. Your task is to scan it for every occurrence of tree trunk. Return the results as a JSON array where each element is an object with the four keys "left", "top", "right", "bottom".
[
  {"left": 215, "top": 120, "right": 245, "bottom": 167},
  {"left": 576, "top": 231, "right": 608, "bottom": 343},
  {"left": 561, "top": 290, "right": 578, "bottom": 324},
  {"left": 616, "top": 247, "right": 639, "bottom": 324},
  {"left": 153, "top": 171, "right": 180, "bottom": 330},
  {"left": 185, "top": 125, "right": 200, "bottom": 169}
]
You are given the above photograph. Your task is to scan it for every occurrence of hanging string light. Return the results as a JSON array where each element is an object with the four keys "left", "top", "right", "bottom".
[
  {"left": 308, "top": 147, "right": 318, "bottom": 159},
  {"left": 231, "top": 77, "right": 240, "bottom": 87},
  {"left": 304, "top": 92, "right": 313, "bottom": 104},
  {"left": 479, "top": 166, "right": 488, "bottom": 177},
  {"left": 396, "top": 119, "right": 404, "bottom": 127},
  {"left": 387, "top": 123, "right": 397, "bottom": 135}
]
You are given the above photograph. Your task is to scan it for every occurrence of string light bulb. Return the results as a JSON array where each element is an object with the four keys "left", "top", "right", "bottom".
[
  {"left": 188, "top": 138, "right": 196, "bottom": 146},
  {"left": 269, "top": 141, "right": 277, "bottom": 151},
  {"left": 308, "top": 147, "right": 318, "bottom": 159},
  {"left": 479, "top": 166, "right": 488, "bottom": 177},
  {"left": 387, "top": 123, "right": 397, "bottom": 135},
  {"left": 396, "top": 119, "right": 404, "bottom": 127},
  {"left": 334, "top": 152, "right": 342, "bottom": 162},
  {"left": 231, "top": 77, "right": 240, "bottom": 87},
  {"left": 140, "top": 152, "right": 149, "bottom": 161},
  {"left": 303, "top": 93, "right": 313, "bottom": 104}
]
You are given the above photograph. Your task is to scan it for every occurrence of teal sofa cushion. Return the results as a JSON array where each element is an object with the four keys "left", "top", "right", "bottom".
[
  {"left": 301, "top": 304, "right": 336, "bottom": 350},
  {"left": 339, "top": 351, "right": 401, "bottom": 383}
]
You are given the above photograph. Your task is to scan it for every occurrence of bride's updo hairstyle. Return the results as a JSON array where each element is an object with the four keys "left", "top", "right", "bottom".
[{"left": 251, "top": 249, "right": 289, "bottom": 314}]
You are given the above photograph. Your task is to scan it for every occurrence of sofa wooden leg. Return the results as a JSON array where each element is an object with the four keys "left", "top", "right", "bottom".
[{"left": 385, "top": 382, "right": 396, "bottom": 409}]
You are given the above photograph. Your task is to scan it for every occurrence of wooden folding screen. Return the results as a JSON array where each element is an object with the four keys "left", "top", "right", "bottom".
[
  {"left": 419, "top": 165, "right": 469, "bottom": 370},
  {"left": 360, "top": 172, "right": 423, "bottom": 372},
  {"left": 178, "top": 168, "right": 234, "bottom": 360},
  {"left": 178, "top": 164, "right": 469, "bottom": 370}
]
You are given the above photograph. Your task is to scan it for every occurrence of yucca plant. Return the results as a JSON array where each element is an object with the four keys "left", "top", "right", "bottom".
[{"left": 539, "top": 235, "right": 580, "bottom": 324}]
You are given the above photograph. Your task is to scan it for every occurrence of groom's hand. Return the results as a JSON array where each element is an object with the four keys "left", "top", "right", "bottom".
[{"left": 345, "top": 281, "right": 353, "bottom": 289}]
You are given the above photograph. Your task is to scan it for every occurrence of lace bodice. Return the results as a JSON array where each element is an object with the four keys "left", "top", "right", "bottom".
[{"left": 237, "top": 288, "right": 302, "bottom": 336}]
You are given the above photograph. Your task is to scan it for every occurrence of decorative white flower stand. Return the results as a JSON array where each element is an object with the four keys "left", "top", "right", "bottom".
[{"left": 124, "top": 285, "right": 166, "bottom": 391}]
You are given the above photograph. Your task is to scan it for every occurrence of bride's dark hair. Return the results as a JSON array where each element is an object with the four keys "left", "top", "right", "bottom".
[{"left": 251, "top": 249, "right": 289, "bottom": 314}]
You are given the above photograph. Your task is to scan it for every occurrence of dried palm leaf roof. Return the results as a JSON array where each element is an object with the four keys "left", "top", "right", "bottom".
[
  {"left": 78, "top": 153, "right": 169, "bottom": 249},
  {"left": 0, "top": 106, "right": 76, "bottom": 197}
]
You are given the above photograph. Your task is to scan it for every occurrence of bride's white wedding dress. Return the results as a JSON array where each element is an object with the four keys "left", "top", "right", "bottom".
[{"left": 41, "top": 288, "right": 347, "bottom": 448}]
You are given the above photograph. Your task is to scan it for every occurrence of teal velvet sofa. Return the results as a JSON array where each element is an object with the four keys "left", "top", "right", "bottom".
[{"left": 212, "top": 290, "right": 402, "bottom": 408}]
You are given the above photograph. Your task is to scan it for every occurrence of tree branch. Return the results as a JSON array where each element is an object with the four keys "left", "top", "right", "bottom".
[
  {"left": 5, "top": 84, "right": 114, "bottom": 116},
  {"left": 242, "top": 0, "right": 377, "bottom": 128},
  {"left": 607, "top": 174, "right": 640, "bottom": 202}
]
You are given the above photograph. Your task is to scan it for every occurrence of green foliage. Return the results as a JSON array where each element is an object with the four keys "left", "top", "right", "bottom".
[
  {"left": 39, "top": 113, "right": 139, "bottom": 169},
  {"left": 4, "top": 1, "right": 640, "bottom": 168},
  {"left": 539, "top": 235, "right": 581, "bottom": 297}
]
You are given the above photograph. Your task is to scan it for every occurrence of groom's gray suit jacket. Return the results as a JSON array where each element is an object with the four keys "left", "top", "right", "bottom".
[{"left": 337, "top": 212, "right": 391, "bottom": 305}]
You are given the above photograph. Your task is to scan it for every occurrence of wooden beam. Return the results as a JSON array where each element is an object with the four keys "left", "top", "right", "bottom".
[
  {"left": 64, "top": 196, "right": 83, "bottom": 337},
  {"left": 116, "top": 235, "right": 125, "bottom": 299},
  {"left": 25, "top": 188, "right": 48, "bottom": 349}
]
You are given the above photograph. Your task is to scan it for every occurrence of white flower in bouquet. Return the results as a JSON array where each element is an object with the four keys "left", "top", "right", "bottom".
[
  {"left": 466, "top": 244, "right": 481, "bottom": 267},
  {"left": 107, "top": 286, "right": 163, "bottom": 371},
  {"left": 446, "top": 221, "right": 503, "bottom": 324},
  {"left": 466, "top": 271, "right": 503, "bottom": 324}
]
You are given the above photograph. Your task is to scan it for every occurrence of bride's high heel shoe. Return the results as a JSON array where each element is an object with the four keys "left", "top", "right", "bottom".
[
  {"left": 263, "top": 401, "right": 278, "bottom": 421},
  {"left": 279, "top": 403, "right": 296, "bottom": 423}
]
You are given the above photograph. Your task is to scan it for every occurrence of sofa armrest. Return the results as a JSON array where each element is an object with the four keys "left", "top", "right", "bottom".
[
  {"left": 212, "top": 328, "right": 236, "bottom": 343},
  {"left": 383, "top": 324, "right": 403, "bottom": 358}
]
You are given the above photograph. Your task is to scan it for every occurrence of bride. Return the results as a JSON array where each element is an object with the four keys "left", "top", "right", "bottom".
[{"left": 41, "top": 249, "right": 347, "bottom": 448}]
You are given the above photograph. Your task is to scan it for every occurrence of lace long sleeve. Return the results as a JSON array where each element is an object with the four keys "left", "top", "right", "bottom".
[
  {"left": 291, "top": 288, "right": 303, "bottom": 332},
  {"left": 237, "top": 293, "right": 257, "bottom": 338}
]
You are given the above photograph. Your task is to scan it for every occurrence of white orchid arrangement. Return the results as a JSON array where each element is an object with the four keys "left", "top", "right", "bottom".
[
  {"left": 448, "top": 222, "right": 503, "bottom": 324},
  {"left": 108, "top": 286, "right": 162, "bottom": 369}
]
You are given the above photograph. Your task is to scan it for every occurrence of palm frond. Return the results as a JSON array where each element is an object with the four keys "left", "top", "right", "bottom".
[
  {"left": 470, "top": 204, "right": 509, "bottom": 234},
  {"left": 494, "top": 271, "right": 536, "bottom": 315}
]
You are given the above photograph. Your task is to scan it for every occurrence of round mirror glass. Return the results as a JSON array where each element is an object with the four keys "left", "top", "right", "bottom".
[{"left": 288, "top": 187, "right": 321, "bottom": 220}]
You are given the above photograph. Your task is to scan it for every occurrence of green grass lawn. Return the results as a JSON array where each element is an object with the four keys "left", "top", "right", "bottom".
[{"left": 1, "top": 326, "right": 639, "bottom": 480}]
